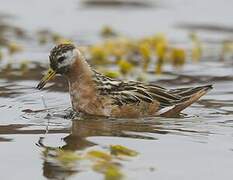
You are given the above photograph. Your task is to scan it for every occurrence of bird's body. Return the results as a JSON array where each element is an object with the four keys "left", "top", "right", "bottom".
[{"left": 37, "top": 44, "right": 212, "bottom": 118}]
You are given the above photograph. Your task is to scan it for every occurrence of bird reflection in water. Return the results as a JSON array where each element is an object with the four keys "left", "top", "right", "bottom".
[{"left": 37, "top": 116, "right": 167, "bottom": 180}]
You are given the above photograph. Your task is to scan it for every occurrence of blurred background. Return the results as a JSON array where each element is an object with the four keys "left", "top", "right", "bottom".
[{"left": 0, "top": 0, "right": 233, "bottom": 79}]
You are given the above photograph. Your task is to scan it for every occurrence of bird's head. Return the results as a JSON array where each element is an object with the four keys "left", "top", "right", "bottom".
[{"left": 37, "top": 43, "right": 82, "bottom": 89}]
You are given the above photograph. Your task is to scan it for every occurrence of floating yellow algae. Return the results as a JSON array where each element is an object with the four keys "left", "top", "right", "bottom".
[
  {"left": 101, "top": 25, "right": 118, "bottom": 38},
  {"left": 55, "top": 149, "right": 80, "bottom": 167},
  {"left": 51, "top": 33, "right": 63, "bottom": 43},
  {"left": 7, "top": 42, "right": 23, "bottom": 55},
  {"left": 110, "top": 145, "right": 138, "bottom": 157},
  {"left": 104, "top": 164, "right": 123, "bottom": 180},
  {"left": 0, "top": 50, "right": 2, "bottom": 61},
  {"left": 87, "top": 150, "right": 112, "bottom": 161},
  {"left": 38, "top": 34, "right": 48, "bottom": 45},
  {"left": 155, "top": 40, "right": 168, "bottom": 60},
  {"left": 51, "top": 33, "right": 73, "bottom": 45},
  {"left": 56, "top": 38, "right": 73, "bottom": 45},
  {"left": 221, "top": 40, "right": 233, "bottom": 61},
  {"left": 103, "top": 70, "right": 121, "bottom": 78},
  {"left": 92, "top": 161, "right": 123, "bottom": 180},
  {"left": 36, "top": 30, "right": 51, "bottom": 45},
  {"left": 87, "top": 32, "right": 190, "bottom": 75},
  {"left": 31, "top": 27, "right": 225, "bottom": 77},
  {"left": 170, "top": 47, "right": 186, "bottom": 68},
  {"left": 103, "top": 38, "right": 132, "bottom": 60},
  {"left": 39, "top": 142, "right": 139, "bottom": 180},
  {"left": 152, "top": 33, "right": 168, "bottom": 49},
  {"left": 191, "top": 45, "right": 202, "bottom": 62},
  {"left": 139, "top": 42, "right": 151, "bottom": 71},
  {"left": 154, "top": 42, "right": 167, "bottom": 74},
  {"left": 19, "top": 60, "right": 29, "bottom": 73},
  {"left": 90, "top": 45, "right": 108, "bottom": 64},
  {"left": 117, "top": 59, "right": 134, "bottom": 75},
  {"left": 190, "top": 32, "right": 202, "bottom": 61},
  {"left": 155, "top": 58, "right": 163, "bottom": 75}
]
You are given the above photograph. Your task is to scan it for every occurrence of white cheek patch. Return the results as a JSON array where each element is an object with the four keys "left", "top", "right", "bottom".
[{"left": 57, "top": 49, "right": 78, "bottom": 68}]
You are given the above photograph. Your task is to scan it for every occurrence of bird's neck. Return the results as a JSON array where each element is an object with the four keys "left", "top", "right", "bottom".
[
  {"left": 65, "top": 58, "right": 97, "bottom": 110},
  {"left": 66, "top": 57, "right": 94, "bottom": 83},
  {"left": 66, "top": 57, "right": 97, "bottom": 91}
]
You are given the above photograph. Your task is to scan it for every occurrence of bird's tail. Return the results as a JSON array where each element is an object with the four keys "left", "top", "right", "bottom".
[{"left": 160, "top": 85, "right": 213, "bottom": 117}]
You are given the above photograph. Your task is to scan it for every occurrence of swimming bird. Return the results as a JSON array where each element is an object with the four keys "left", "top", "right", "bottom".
[{"left": 37, "top": 43, "right": 212, "bottom": 118}]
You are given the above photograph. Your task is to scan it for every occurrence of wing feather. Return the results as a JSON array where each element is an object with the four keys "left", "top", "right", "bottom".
[{"left": 93, "top": 71, "right": 190, "bottom": 107}]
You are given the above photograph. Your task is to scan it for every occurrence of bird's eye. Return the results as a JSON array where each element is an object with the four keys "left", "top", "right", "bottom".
[{"left": 57, "top": 56, "right": 66, "bottom": 63}]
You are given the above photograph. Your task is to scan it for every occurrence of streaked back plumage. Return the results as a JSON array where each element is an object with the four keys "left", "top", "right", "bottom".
[{"left": 92, "top": 70, "right": 212, "bottom": 117}]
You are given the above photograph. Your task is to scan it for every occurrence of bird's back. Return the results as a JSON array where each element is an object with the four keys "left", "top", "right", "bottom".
[{"left": 92, "top": 71, "right": 213, "bottom": 118}]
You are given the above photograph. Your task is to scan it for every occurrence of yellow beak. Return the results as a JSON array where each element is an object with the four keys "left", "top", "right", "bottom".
[{"left": 37, "top": 68, "right": 56, "bottom": 90}]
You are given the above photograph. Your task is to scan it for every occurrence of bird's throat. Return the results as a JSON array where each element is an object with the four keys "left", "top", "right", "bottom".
[{"left": 66, "top": 59, "right": 97, "bottom": 112}]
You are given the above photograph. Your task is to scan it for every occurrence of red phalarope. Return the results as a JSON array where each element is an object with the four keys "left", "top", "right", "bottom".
[{"left": 37, "top": 43, "right": 212, "bottom": 118}]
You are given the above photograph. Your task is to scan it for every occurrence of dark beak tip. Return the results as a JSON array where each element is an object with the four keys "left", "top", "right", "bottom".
[
  {"left": 36, "top": 85, "right": 41, "bottom": 90},
  {"left": 36, "top": 82, "right": 44, "bottom": 90}
]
